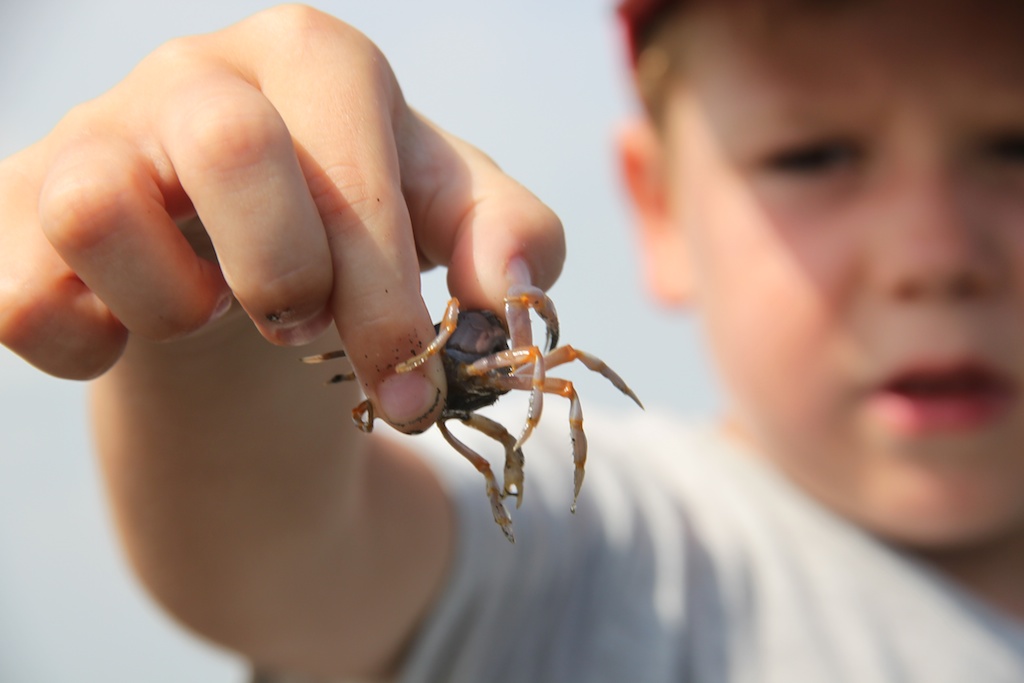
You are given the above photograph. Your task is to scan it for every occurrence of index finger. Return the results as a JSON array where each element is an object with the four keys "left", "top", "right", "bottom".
[
  {"left": 220, "top": 13, "right": 447, "bottom": 432},
  {"left": 231, "top": 10, "right": 563, "bottom": 431}
]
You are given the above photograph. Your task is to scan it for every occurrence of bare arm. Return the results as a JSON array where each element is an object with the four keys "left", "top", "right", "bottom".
[
  {"left": 91, "top": 306, "right": 452, "bottom": 679},
  {"left": 0, "top": 6, "right": 564, "bottom": 680}
]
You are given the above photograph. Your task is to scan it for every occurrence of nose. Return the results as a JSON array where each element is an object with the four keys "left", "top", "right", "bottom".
[{"left": 872, "top": 167, "right": 1003, "bottom": 303}]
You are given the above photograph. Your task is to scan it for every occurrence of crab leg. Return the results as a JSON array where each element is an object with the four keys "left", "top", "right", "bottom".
[
  {"left": 300, "top": 349, "right": 350, "bottom": 363},
  {"left": 539, "top": 378, "right": 588, "bottom": 513},
  {"left": 491, "top": 374, "right": 588, "bottom": 513},
  {"left": 299, "top": 349, "right": 358, "bottom": 384},
  {"left": 457, "top": 413, "right": 526, "bottom": 506},
  {"left": 541, "top": 345, "right": 644, "bottom": 409},
  {"left": 396, "top": 298, "right": 461, "bottom": 373},
  {"left": 351, "top": 399, "right": 375, "bottom": 433},
  {"left": 437, "top": 420, "right": 516, "bottom": 543},
  {"left": 505, "top": 285, "right": 560, "bottom": 351},
  {"left": 516, "top": 351, "right": 546, "bottom": 452},
  {"left": 465, "top": 346, "right": 547, "bottom": 451}
]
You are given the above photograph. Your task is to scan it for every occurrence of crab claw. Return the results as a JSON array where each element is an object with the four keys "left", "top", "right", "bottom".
[
  {"left": 487, "top": 482, "right": 516, "bottom": 543},
  {"left": 438, "top": 420, "right": 516, "bottom": 543},
  {"left": 352, "top": 400, "right": 376, "bottom": 433},
  {"left": 570, "top": 425, "right": 588, "bottom": 514},
  {"left": 503, "top": 445, "right": 526, "bottom": 509}
]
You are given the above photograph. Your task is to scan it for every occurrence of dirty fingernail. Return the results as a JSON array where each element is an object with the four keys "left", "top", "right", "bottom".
[
  {"left": 266, "top": 308, "right": 332, "bottom": 346},
  {"left": 378, "top": 371, "right": 441, "bottom": 428}
]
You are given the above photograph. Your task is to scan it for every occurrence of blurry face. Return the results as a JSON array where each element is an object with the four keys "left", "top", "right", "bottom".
[{"left": 629, "top": 0, "right": 1024, "bottom": 548}]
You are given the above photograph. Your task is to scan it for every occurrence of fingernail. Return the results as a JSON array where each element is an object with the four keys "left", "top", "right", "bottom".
[
  {"left": 506, "top": 256, "right": 533, "bottom": 288},
  {"left": 378, "top": 371, "right": 441, "bottom": 428},
  {"left": 267, "top": 308, "right": 332, "bottom": 346},
  {"left": 176, "top": 291, "right": 234, "bottom": 341},
  {"left": 209, "top": 291, "right": 234, "bottom": 323}
]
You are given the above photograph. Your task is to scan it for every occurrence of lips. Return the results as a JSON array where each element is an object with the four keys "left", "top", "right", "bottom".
[
  {"left": 872, "top": 362, "right": 1015, "bottom": 436},
  {"left": 886, "top": 364, "right": 1006, "bottom": 397}
]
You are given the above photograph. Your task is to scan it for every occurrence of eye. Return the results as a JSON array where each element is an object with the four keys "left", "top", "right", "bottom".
[
  {"left": 986, "top": 132, "right": 1024, "bottom": 164},
  {"left": 764, "top": 140, "right": 859, "bottom": 175}
]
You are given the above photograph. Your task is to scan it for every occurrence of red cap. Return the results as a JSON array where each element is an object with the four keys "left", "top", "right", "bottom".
[{"left": 618, "top": 0, "right": 673, "bottom": 63}]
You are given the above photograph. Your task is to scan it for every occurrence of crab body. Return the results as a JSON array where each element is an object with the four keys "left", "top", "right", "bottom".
[
  {"left": 439, "top": 310, "right": 512, "bottom": 414},
  {"left": 303, "top": 285, "right": 642, "bottom": 543}
]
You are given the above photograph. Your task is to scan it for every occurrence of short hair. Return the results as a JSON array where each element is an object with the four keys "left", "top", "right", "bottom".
[{"left": 623, "top": 0, "right": 862, "bottom": 124}]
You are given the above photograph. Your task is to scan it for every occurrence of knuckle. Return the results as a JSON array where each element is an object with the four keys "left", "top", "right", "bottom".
[
  {"left": 38, "top": 158, "right": 128, "bottom": 255},
  {"left": 178, "top": 92, "right": 288, "bottom": 174},
  {"left": 251, "top": 4, "right": 370, "bottom": 57},
  {"left": 143, "top": 34, "right": 205, "bottom": 74},
  {"left": 308, "top": 162, "right": 387, "bottom": 232},
  {"left": 248, "top": 5, "right": 396, "bottom": 95},
  {"left": 252, "top": 4, "right": 337, "bottom": 37}
]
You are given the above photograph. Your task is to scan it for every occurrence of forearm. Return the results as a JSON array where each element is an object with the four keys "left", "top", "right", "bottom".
[
  {"left": 90, "top": 309, "right": 413, "bottom": 672},
  {"left": 91, "top": 308, "right": 346, "bottom": 581}
]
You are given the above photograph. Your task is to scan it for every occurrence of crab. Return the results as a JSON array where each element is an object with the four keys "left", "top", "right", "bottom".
[{"left": 301, "top": 284, "right": 642, "bottom": 542}]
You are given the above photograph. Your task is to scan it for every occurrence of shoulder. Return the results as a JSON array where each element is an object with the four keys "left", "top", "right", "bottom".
[{"left": 392, "top": 409, "right": 1024, "bottom": 682}]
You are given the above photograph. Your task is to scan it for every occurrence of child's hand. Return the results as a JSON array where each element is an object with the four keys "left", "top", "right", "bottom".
[{"left": 0, "top": 5, "right": 564, "bottom": 431}]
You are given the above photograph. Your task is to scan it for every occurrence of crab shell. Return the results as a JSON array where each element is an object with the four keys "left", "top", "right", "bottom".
[{"left": 440, "top": 310, "right": 514, "bottom": 415}]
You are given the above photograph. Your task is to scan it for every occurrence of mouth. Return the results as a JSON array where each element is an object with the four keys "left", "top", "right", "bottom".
[{"left": 872, "top": 362, "right": 1016, "bottom": 436}]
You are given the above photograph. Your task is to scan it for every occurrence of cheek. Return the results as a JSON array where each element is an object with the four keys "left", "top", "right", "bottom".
[
  {"left": 707, "top": 261, "right": 833, "bottom": 432},
  {"left": 686, "top": 194, "right": 853, "bottom": 444},
  {"left": 667, "top": 112, "right": 863, "bottom": 446}
]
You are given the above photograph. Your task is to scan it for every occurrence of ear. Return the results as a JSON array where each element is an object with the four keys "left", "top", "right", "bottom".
[{"left": 616, "top": 117, "right": 693, "bottom": 306}]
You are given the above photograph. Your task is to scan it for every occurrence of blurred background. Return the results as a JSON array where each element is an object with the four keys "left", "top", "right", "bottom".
[{"left": 0, "top": 1, "right": 721, "bottom": 680}]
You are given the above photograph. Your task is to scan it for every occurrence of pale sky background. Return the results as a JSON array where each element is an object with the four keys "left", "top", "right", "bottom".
[{"left": 0, "top": 1, "right": 721, "bottom": 680}]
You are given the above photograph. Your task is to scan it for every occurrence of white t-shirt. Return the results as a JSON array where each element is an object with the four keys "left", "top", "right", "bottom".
[{"left": 391, "top": 408, "right": 1024, "bottom": 683}]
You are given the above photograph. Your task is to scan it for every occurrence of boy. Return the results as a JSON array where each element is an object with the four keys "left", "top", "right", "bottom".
[{"left": 1, "top": 0, "right": 1023, "bottom": 681}]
